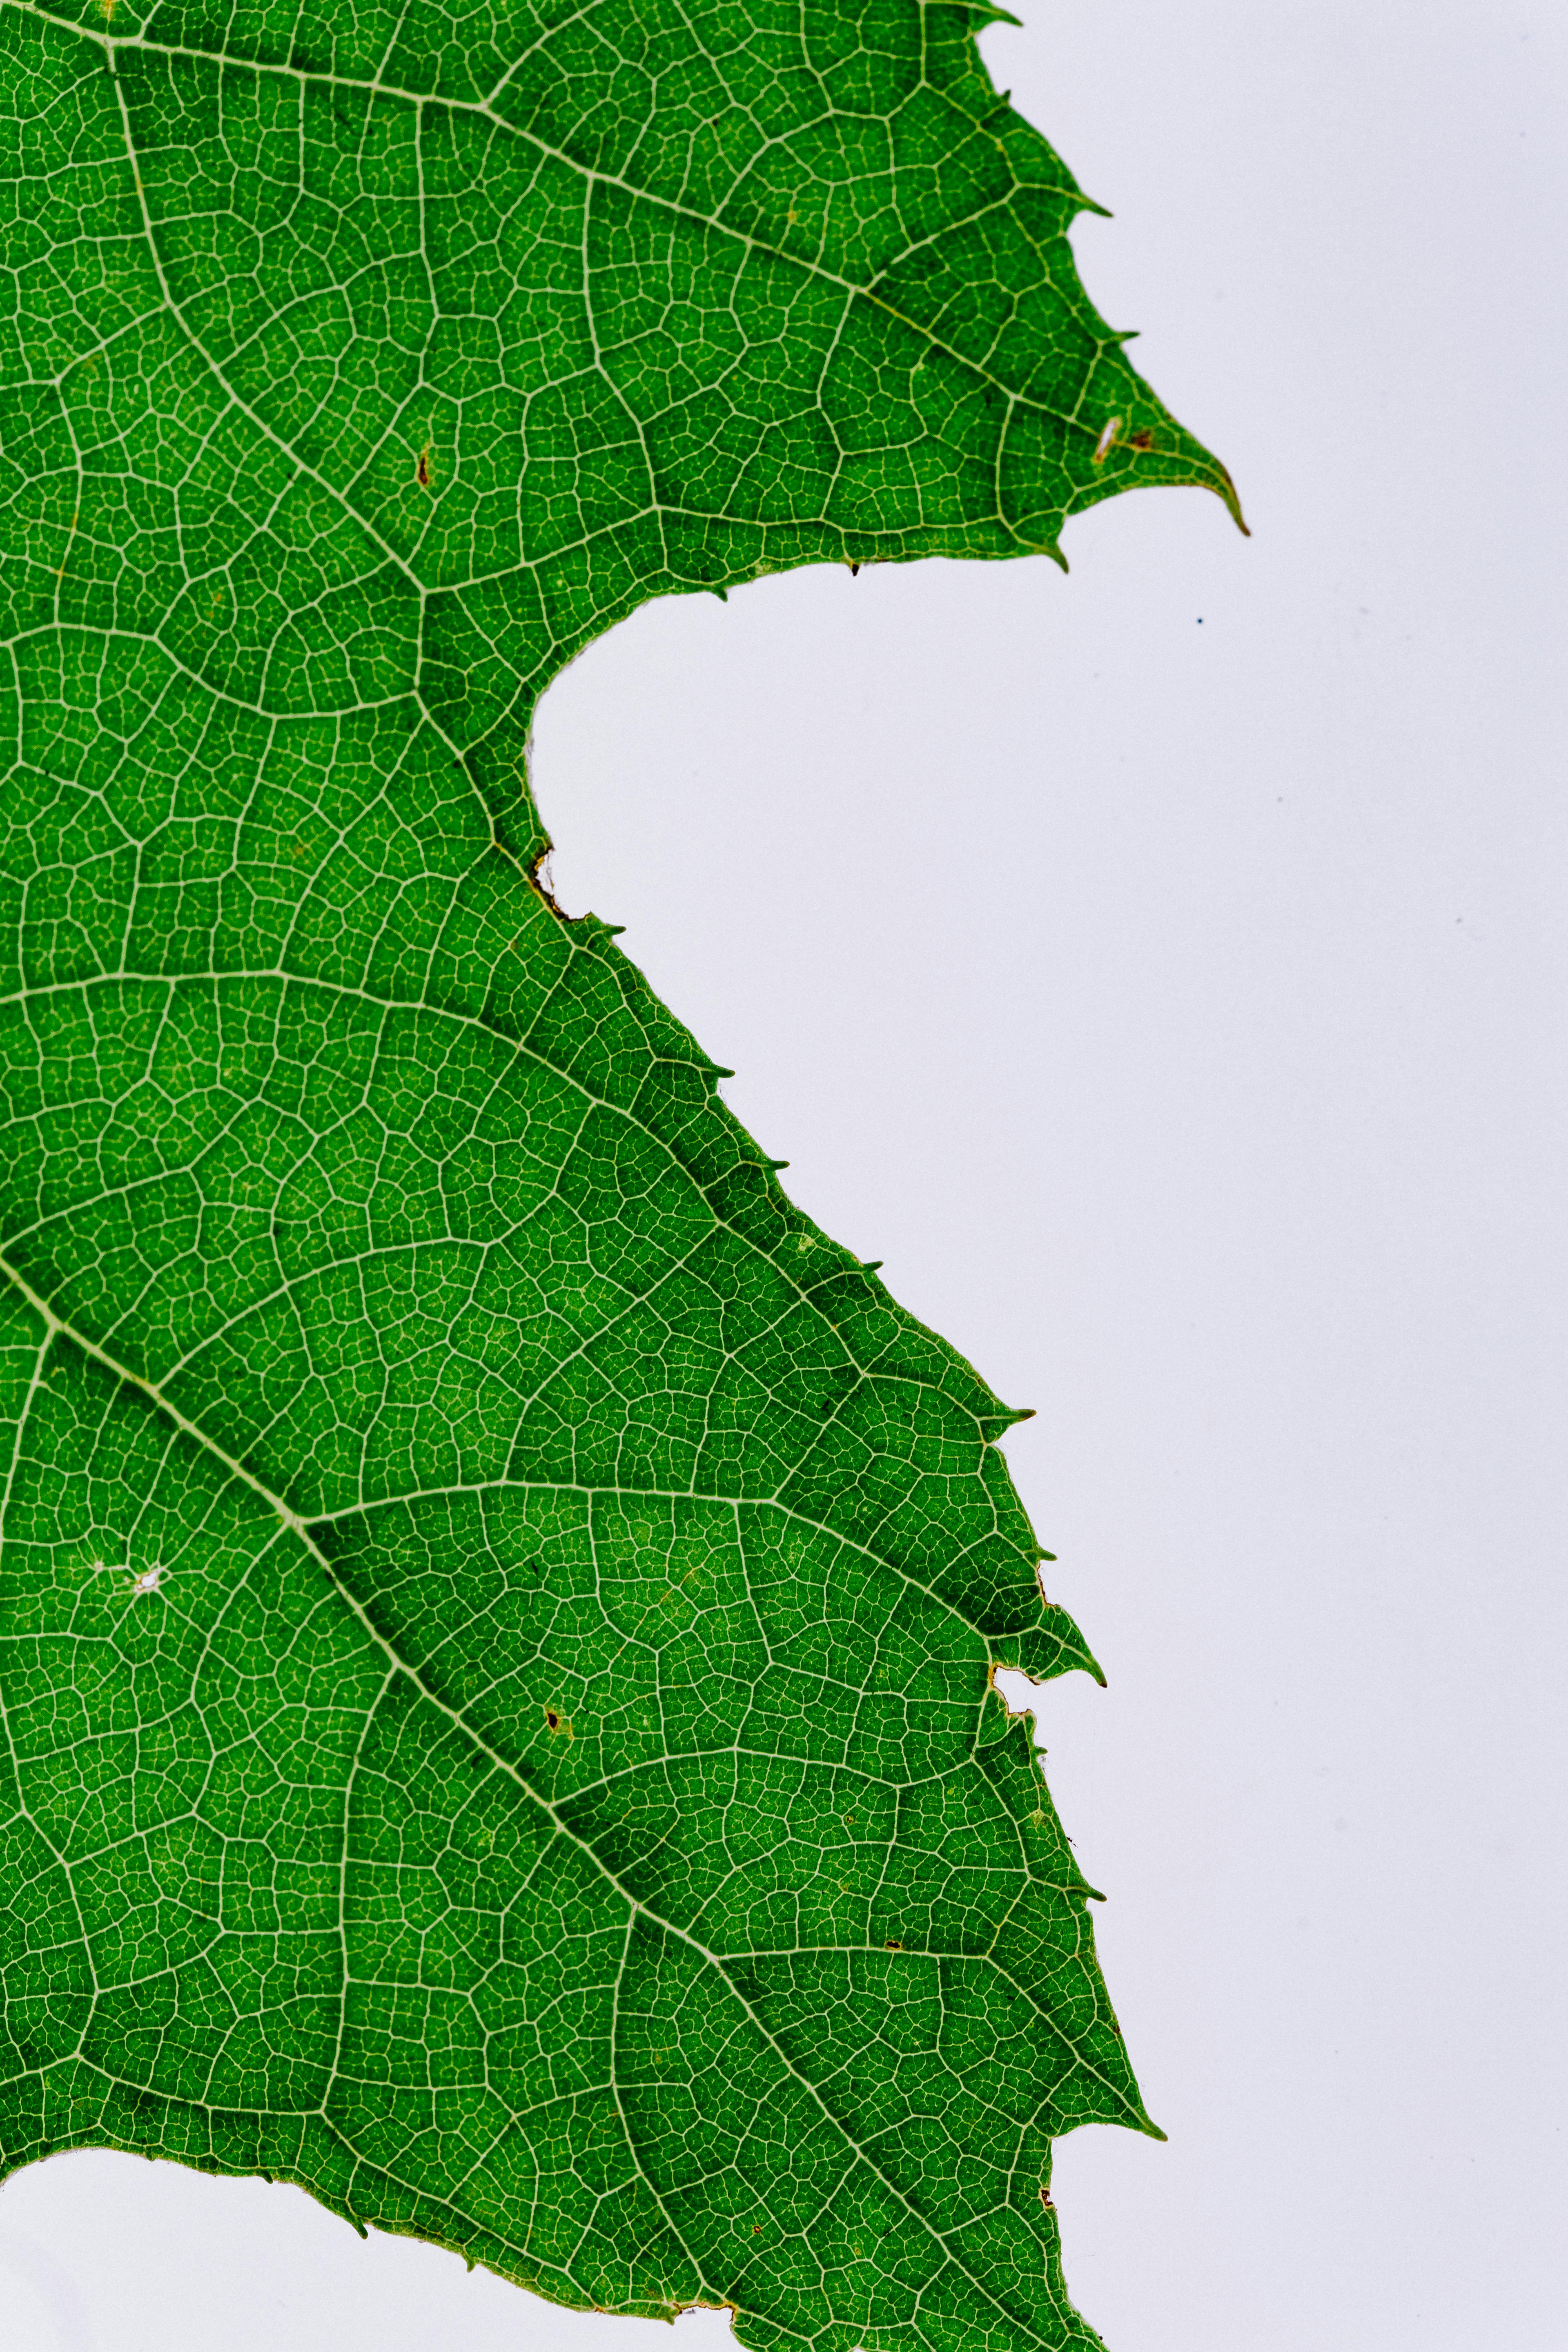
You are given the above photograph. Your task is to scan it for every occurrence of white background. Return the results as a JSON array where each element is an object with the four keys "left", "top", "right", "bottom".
[{"left": 4, "top": 1, "right": 1565, "bottom": 2345}]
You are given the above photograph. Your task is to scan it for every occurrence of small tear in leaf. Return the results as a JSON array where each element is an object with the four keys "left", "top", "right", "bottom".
[{"left": 1093, "top": 416, "right": 1121, "bottom": 464}]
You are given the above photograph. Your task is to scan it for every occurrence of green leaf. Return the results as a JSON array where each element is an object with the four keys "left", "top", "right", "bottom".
[{"left": 0, "top": 1, "right": 1231, "bottom": 2345}]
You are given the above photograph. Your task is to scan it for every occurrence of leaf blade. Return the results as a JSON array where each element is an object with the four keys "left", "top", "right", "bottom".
[{"left": 0, "top": 1, "right": 1230, "bottom": 2341}]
